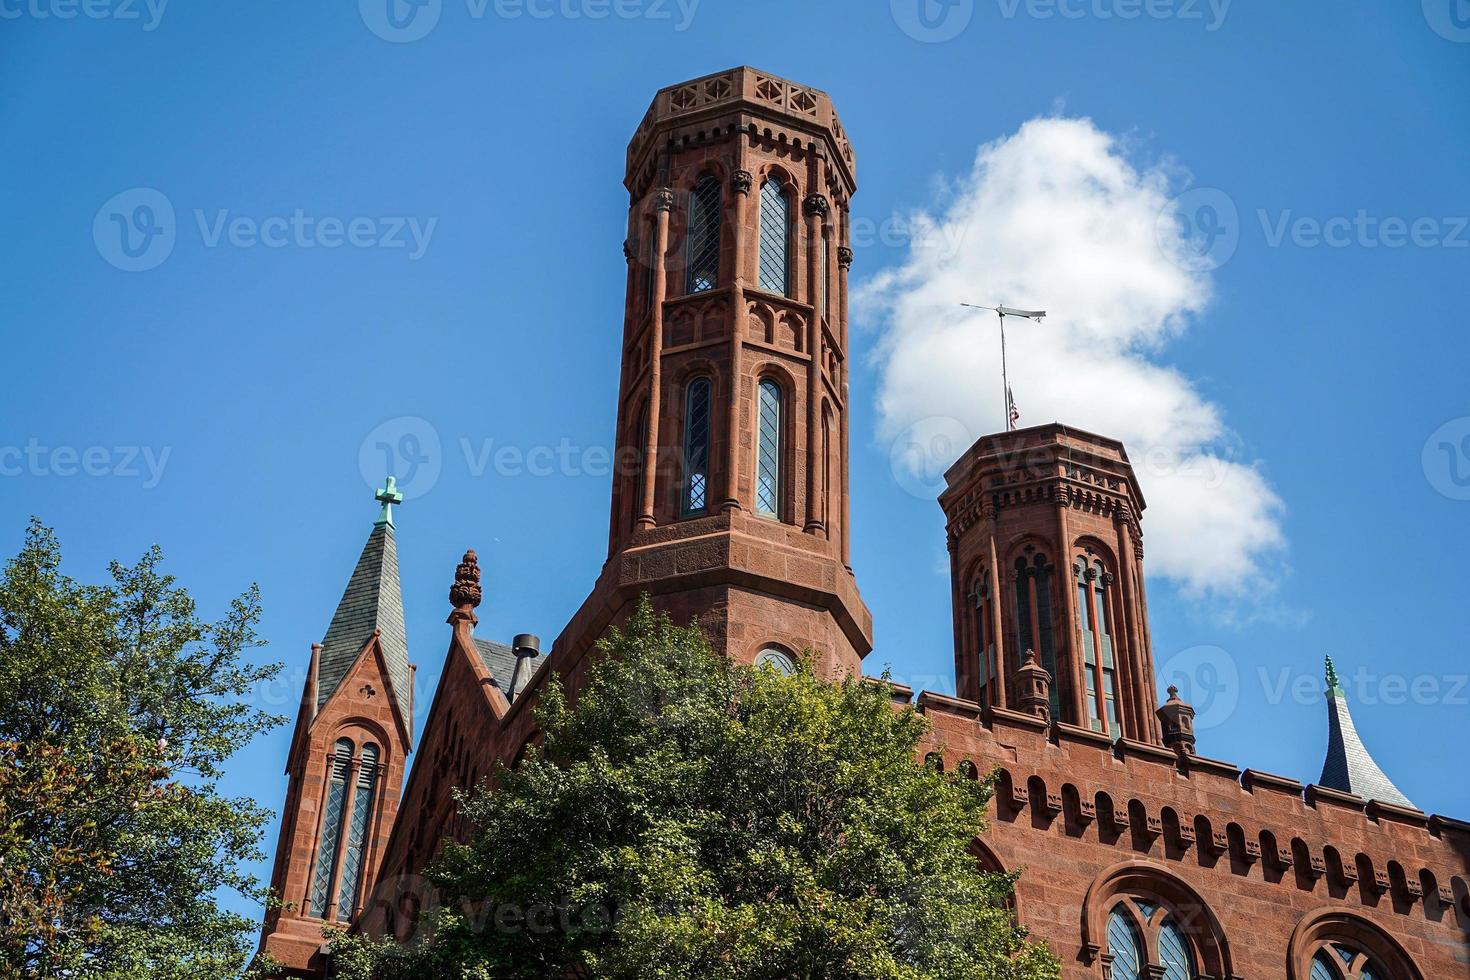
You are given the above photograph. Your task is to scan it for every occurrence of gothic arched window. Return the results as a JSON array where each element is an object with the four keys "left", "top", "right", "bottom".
[
  {"left": 755, "top": 646, "right": 796, "bottom": 675},
  {"left": 335, "top": 742, "right": 380, "bottom": 921},
  {"left": 682, "top": 377, "right": 711, "bottom": 515},
  {"left": 756, "top": 379, "right": 782, "bottom": 517},
  {"left": 1074, "top": 551, "right": 1119, "bottom": 736},
  {"left": 686, "top": 175, "right": 722, "bottom": 294},
  {"left": 972, "top": 569, "right": 998, "bottom": 706},
  {"left": 758, "top": 177, "right": 790, "bottom": 295},
  {"left": 1013, "top": 553, "right": 1061, "bottom": 722},
  {"left": 1106, "top": 900, "right": 1198, "bottom": 980},
  {"left": 1107, "top": 906, "right": 1144, "bottom": 980},
  {"left": 308, "top": 738, "right": 354, "bottom": 918},
  {"left": 1309, "top": 944, "right": 1390, "bottom": 980}
]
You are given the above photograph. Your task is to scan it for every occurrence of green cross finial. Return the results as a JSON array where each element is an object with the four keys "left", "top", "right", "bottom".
[
  {"left": 1325, "top": 655, "right": 1341, "bottom": 693},
  {"left": 375, "top": 476, "right": 404, "bottom": 527}
]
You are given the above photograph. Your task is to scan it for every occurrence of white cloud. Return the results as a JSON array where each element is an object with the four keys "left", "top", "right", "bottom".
[{"left": 856, "top": 116, "right": 1284, "bottom": 598}]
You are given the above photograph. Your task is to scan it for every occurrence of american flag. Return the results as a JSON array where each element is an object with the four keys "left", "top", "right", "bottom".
[{"left": 1006, "top": 387, "right": 1020, "bottom": 429}]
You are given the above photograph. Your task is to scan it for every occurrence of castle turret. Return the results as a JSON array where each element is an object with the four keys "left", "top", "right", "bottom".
[{"left": 940, "top": 424, "right": 1159, "bottom": 742}]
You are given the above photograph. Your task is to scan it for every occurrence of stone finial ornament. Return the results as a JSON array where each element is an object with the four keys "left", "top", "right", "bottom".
[
  {"left": 1015, "top": 648, "right": 1052, "bottom": 724},
  {"left": 1157, "top": 685, "right": 1197, "bottom": 755},
  {"left": 449, "top": 549, "right": 482, "bottom": 619}
]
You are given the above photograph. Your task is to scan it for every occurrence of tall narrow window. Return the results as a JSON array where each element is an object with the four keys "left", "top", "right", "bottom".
[
  {"left": 973, "top": 570, "right": 997, "bottom": 705},
  {"left": 1107, "top": 907, "right": 1144, "bottom": 980},
  {"left": 756, "top": 379, "right": 782, "bottom": 517},
  {"left": 1158, "top": 918, "right": 1195, "bottom": 980},
  {"left": 631, "top": 403, "right": 649, "bottom": 528},
  {"left": 758, "top": 177, "right": 790, "bottom": 295},
  {"left": 1076, "top": 553, "right": 1119, "bottom": 735},
  {"left": 686, "top": 176, "right": 721, "bottom": 294},
  {"left": 335, "top": 743, "right": 380, "bottom": 921},
  {"left": 308, "top": 739, "right": 353, "bottom": 918},
  {"left": 643, "top": 232, "right": 656, "bottom": 312},
  {"left": 682, "top": 378, "right": 711, "bottom": 515},
  {"left": 1014, "top": 554, "right": 1061, "bottom": 721},
  {"left": 820, "top": 232, "right": 829, "bottom": 319}
]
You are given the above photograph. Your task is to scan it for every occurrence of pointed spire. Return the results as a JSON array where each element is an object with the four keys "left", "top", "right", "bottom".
[
  {"left": 316, "top": 494, "right": 412, "bottom": 729},
  {"left": 1157, "top": 685, "right": 1197, "bottom": 756},
  {"left": 1318, "top": 656, "right": 1414, "bottom": 809}
]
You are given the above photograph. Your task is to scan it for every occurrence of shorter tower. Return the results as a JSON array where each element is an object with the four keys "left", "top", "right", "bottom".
[
  {"left": 940, "top": 424, "right": 1159, "bottom": 742},
  {"left": 259, "top": 482, "right": 415, "bottom": 975}
]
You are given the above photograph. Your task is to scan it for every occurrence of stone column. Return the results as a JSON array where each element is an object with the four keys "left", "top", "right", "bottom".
[{"left": 639, "top": 186, "right": 674, "bottom": 528}]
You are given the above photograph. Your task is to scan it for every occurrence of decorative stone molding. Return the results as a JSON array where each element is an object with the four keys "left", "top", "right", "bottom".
[
  {"left": 836, "top": 244, "right": 853, "bottom": 268},
  {"left": 803, "top": 192, "right": 830, "bottom": 219},
  {"left": 653, "top": 186, "right": 676, "bottom": 212},
  {"left": 730, "top": 169, "right": 753, "bottom": 194}
]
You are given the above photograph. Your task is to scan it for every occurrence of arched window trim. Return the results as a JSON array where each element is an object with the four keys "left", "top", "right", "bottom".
[
  {"left": 685, "top": 174, "right": 722, "bottom": 294},
  {"left": 755, "top": 377, "right": 783, "bottom": 518},
  {"left": 1286, "top": 909, "right": 1423, "bottom": 980},
  {"left": 681, "top": 376, "right": 712, "bottom": 516},
  {"left": 971, "top": 565, "right": 998, "bottom": 707},
  {"left": 1081, "top": 862, "right": 1235, "bottom": 980},
  {"left": 757, "top": 176, "right": 792, "bottom": 296}
]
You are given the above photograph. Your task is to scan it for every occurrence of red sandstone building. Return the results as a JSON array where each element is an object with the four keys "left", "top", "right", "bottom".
[{"left": 258, "top": 68, "right": 1470, "bottom": 979}]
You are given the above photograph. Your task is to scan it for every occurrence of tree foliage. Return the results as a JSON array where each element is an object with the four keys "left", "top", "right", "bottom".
[
  {"left": 0, "top": 519, "right": 284, "bottom": 978},
  {"left": 336, "top": 597, "right": 1058, "bottom": 979}
]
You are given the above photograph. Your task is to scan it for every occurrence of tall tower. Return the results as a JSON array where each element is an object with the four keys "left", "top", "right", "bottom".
[
  {"left": 593, "top": 67, "right": 871, "bottom": 676},
  {"left": 940, "top": 424, "right": 1161, "bottom": 742},
  {"left": 259, "top": 482, "right": 414, "bottom": 975}
]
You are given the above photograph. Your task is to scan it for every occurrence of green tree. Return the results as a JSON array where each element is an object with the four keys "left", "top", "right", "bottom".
[
  {"left": 0, "top": 519, "right": 284, "bottom": 979},
  {"left": 336, "top": 597, "right": 1058, "bottom": 980}
]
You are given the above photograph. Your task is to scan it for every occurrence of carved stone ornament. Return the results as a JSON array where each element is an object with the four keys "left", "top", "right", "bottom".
[
  {"left": 653, "top": 186, "right": 676, "bottom": 212},
  {"left": 731, "top": 169, "right": 753, "bottom": 194},
  {"left": 450, "top": 549, "right": 483, "bottom": 610},
  {"left": 803, "top": 192, "right": 830, "bottom": 219},
  {"left": 836, "top": 245, "right": 854, "bottom": 269}
]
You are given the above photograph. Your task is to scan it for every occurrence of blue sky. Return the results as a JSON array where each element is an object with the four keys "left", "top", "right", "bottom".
[{"left": 2, "top": 0, "right": 1467, "bottom": 928}]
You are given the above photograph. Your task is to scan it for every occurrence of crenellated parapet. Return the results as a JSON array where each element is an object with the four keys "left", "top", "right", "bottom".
[{"left": 889, "top": 680, "right": 1470, "bottom": 972}]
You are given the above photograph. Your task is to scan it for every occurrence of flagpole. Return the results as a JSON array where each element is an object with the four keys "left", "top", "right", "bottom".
[
  {"left": 998, "top": 310, "right": 1011, "bottom": 431},
  {"left": 959, "top": 303, "right": 1046, "bottom": 434}
]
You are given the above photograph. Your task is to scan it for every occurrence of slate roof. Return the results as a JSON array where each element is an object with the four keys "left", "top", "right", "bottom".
[
  {"left": 317, "top": 521, "right": 412, "bottom": 729},
  {"left": 473, "top": 637, "right": 546, "bottom": 703},
  {"left": 1318, "top": 659, "right": 1414, "bottom": 809}
]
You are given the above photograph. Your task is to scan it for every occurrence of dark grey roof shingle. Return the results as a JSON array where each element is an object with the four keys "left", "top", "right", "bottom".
[
  {"left": 1319, "top": 663, "right": 1413, "bottom": 809},
  {"left": 472, "top": 637, "right": 546, "bottom": 702},
  {"left": 317, "top": 522, "right": 412, "bottom": 730}
]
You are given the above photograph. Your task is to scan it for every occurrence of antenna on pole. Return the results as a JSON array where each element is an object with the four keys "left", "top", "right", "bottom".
[{"left": 960, "top": 304, "right": 1046, "bottom": 431}]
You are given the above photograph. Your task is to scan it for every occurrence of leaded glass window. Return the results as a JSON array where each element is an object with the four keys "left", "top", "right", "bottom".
[
  {"left": 308, "top": 739, "right": 353, "bottom": 918},
  {"left": 756, "top": 647, "right": 796, "bottom": 674},
  {"left": 756, "top": 379, "right": 781, "bottom": 517},
  {"left": 1076, "top": 554, "right": 1119, "bottom": 735},
  {"left": 758, "top": 178, "right": 790, "bottom": 295},
  {"left": 686, "top": 176, "right": 721, "bottom": 294},
  {"left": 682, "top": 378, "right": 711, "bottom": 515},
  {"left": 1310, "top": 952, "right": 1339, "bottom": 980},
  {"left": 335, "top": 743, "right": 380, "bottom": 921},
  {"left": 973, "top": 570, "right": 997, "bottom": 706},
  {"left": 1107, "top": 907, "right": 1144, "bottom": 980},
  {"left": 1159, "top": 918, "right": 1194, "bottom": 980}
]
